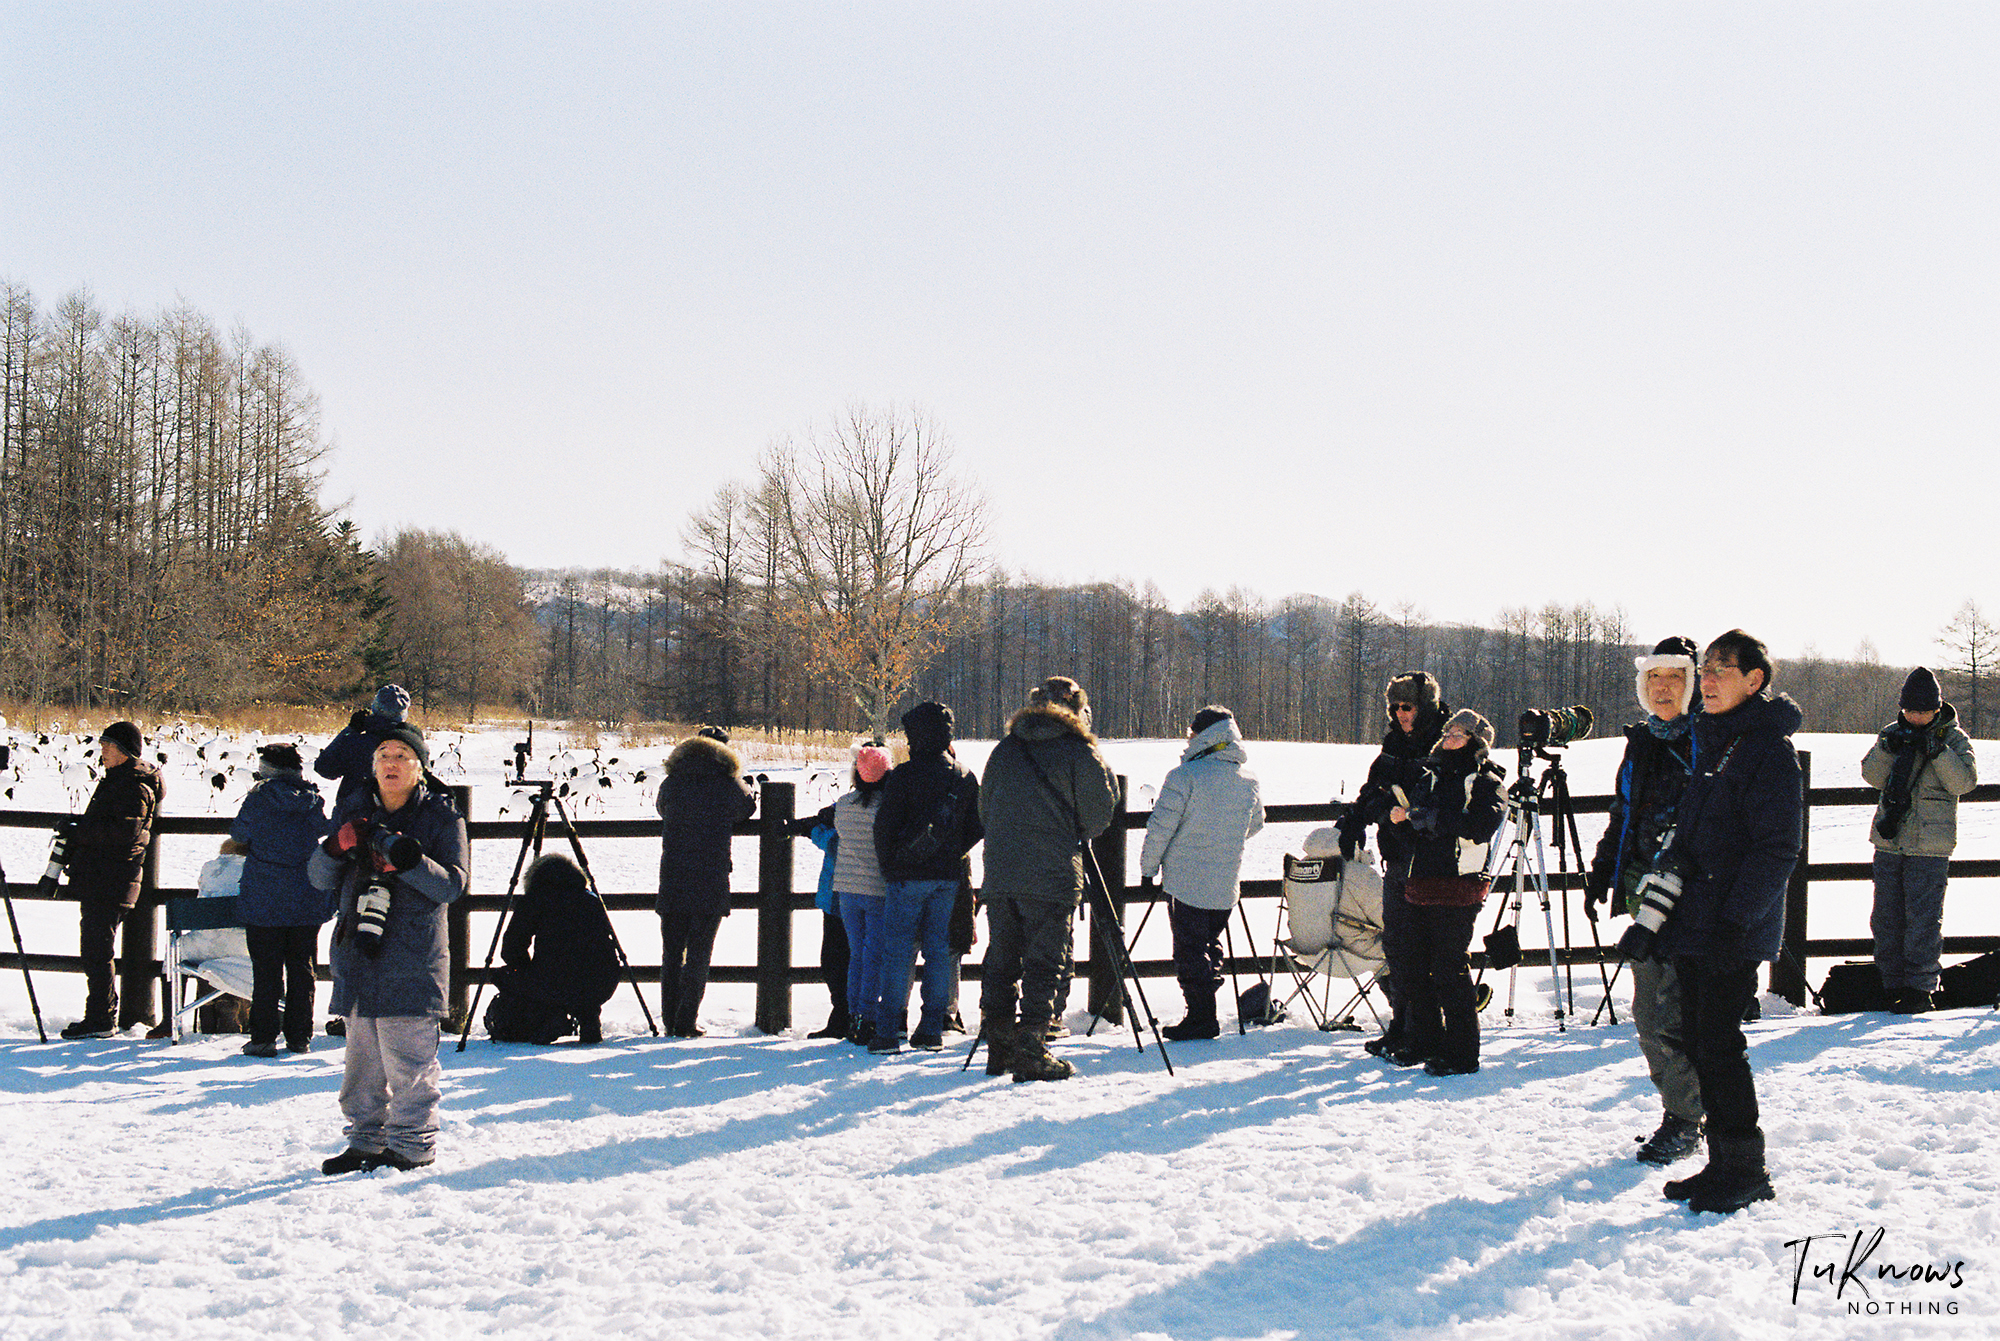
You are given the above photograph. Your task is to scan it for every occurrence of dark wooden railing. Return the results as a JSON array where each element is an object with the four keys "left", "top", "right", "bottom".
[{"left": 5, "top": 753, "right": 1997, "bottom": 1032}]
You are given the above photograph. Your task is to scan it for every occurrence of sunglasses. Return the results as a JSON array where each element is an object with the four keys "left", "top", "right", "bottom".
[{"left": 1391, "top": 703, "right": 1418, "bottom": 713}]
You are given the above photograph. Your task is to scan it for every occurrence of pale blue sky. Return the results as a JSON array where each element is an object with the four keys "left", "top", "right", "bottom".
[{"left": 5, "top": 2, "right": 1995, "bottom": 668}]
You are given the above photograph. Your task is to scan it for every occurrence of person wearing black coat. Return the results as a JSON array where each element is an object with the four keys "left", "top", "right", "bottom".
[
  {"left": 61, "top": 721, "right": 167, "bottom": 1038},
  {"left": 1391, "top": 710, "right": 1504, "bottom": 1076},
  {"left": 1334, "top": 671, "right": 1450, "bottom": 1062},
  {"left": 1654, "top": 630, "right": 1802, "bottom": 1214},
  {"left": 225, "top": 743, "right": 332, "bottom": 1056},
  {"left": 314, "top": 685, "right": 412, "bottom": 807},
  {"left": 874, "top": 702, "right": 984, "bottom": 1050},
  {"left": 654, "top": 730, "right": 757, "bottom": 1037},
  {"left": 488, "top": 853, "right": 620, "bottom": 1044}
]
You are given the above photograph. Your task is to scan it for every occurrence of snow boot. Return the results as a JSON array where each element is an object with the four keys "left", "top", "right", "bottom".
[
  {"left": 982, "top": 1019, "right": 1016, "bottom": 1077},
  {"left": 1163, "top": 992, "right": 1220, "bottom": 1042},
  {"left": 1635, "top": 1113, "right": 1703, "bottom": 1166},
  {"left": 60, "top": 1017, "right": 117, "bottom": 1041},
  {"left": 320, "top": 1146, "right": 378, "bottom": 1176},
  {"left": 1011, "top": 1033, "right": 1076, "bottom": 1083},
  {"left": 848, "top": 1018, "right": 875, "bottom": 1048},
  {"left": 1686, "top": 1134, "right": 1774, "bottom": 1213},
  {"left": 807, "top": 1009, "right": 851, "bottom": 1040},
  {"left": 240, "top": 1039, "right": 280, "bottom": 1058},
  {"left": 365, "top": 1148, "right": 435, "bottom": 1172}
]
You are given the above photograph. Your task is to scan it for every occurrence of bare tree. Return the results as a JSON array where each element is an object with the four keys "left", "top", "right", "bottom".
[
  {"left": 1938, "top": 599, "right": 1997, "bottom": 736},
  {"left": 758, "top": 405, "right": 988, "bottom": 738}
]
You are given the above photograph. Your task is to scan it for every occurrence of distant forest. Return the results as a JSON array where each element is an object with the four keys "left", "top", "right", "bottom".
[{"left": 4, "top": 282, "right": 1985, "bottom": 739}]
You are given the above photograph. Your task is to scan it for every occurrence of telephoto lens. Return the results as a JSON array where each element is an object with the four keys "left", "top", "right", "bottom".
[
  {"left": 354, "top": 881, "right": 393, "bottom": 957},
  {"left": 35, "top": 824, "right": 74, "bottom": 896},
  {"left": 1616, "top": 868, "right": 1684, "bottom": 960}
]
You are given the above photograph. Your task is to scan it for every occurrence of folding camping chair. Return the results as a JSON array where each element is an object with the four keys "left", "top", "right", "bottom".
[
  {"left": 164, "top": 894, "right": 254, "bottom": 1043},
  {"left": 1269, "top": 830, "right": 1389, "bottom": 1032}
]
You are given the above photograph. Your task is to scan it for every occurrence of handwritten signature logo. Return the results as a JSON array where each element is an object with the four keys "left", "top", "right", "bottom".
[{"left": 1785, "top": 1228, "right": 1967, "bottom": 1310}]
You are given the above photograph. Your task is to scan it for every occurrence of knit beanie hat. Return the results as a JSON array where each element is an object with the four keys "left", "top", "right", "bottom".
[
  {"left": 255, "top": 742, "right": 305, "bottom": 777},
  {"left": 100, "top": 721, "right": 144, "bottom": 757},
  {"left": 374, "top": 722, "right": 429, "bottom": 767},
  {"left": 1442, "top": 709, "right": 1494, "bottom": 749},
  {"left": 901, "top": 702, "right": 955, "bottom": 755},
  {"left": 1633, "top": 636, "right": 1698, "bottom": 717},
  {"left": 854, "top": 745, "right": 891, "bottom": 784},
  {"left": 1901, "top": 667, "right": 1943, "bottom": 713},
  {"left": 369, "top": 684, "right": 411, "bottom": 723}
]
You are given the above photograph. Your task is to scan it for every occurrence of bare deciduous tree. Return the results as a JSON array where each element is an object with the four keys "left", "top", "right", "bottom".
[{"left": 1938, "top": 600, "right": 1997, "bottom": 736}]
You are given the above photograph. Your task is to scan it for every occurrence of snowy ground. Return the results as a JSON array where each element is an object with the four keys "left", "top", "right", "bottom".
[{"left": 1, "top": 722, "right": 1996, "bottom": 1337}]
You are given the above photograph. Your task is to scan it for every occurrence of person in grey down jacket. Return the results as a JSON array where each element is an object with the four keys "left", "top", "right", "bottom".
[
  {"left": 1862, "top": 667, "right": 1977, "bottom": 1014},
  {"left": 978, "top": 677, "right": 1120, "bottom": 1084},
  {"left": 1140, "top": 706, "right": 1264, "bottom": 1042},
  {"left": 655, "top": 727, "right": 757, "bottom": 1038},
  {"left": 225, "top": 742, "right": 331, "bottom": 1057},
  {"left": 310, "top": 724, "right": 467, "bottom": 1174}
]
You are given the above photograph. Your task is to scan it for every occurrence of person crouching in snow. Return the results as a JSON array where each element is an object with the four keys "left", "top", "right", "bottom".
[
  {"left": 1139, "top": 706, "right": 1264, "bottom": 1041},
  {"left": 486, "top": 853, "right": 620, "bottom": 1045},
  {"left": 311, "top": 726, "right": 467, "bottom": 1174}
]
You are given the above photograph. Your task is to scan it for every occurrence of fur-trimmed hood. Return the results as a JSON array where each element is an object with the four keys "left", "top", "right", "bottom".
[
  {"left": 667, "top": 733, "right": 742, "bottom": 778},
  {"left": 1006, "top": 701, "right": 1096, "bottom": 746}
]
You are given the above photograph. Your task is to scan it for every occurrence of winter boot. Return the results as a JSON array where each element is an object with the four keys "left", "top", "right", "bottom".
[
  {"left": 1686, "top": 1134, "right": 1775, "bottom": 1213},
  {"left": 60, "top": 1016, "right": 117, "bottom": 1041},
  {"left": 320, "top": 1146, "right": 378, "bottom": 1176},
  {"left": 1163, "top": 992, "right": 1221, "bottom": 1042},
  {"left": 1011, "top": 1032, "right": 1077, "bottom": 1084},
  {"left": 808, "top": 1009, "right": 851, "bottom": 1040},
  {"left": 1635, "top": 1113, "right": 1704, "bottom": 1166},
  {"left": 240, "top": 1039, "right": 280, "bottom": 1058},
  {"left": 365, "top": 1148, "right": 436, "bottom": 1172},
  {"left": 982, "top": 1019, "right": 1016, "bottom": 1077}
]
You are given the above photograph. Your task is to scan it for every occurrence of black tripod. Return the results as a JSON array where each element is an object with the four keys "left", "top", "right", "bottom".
[
  {"left": 2, "top": 856, "right": 48, "bottom": 1042},
  {"left": 455, "top": 778, "right": 658, "bottom": 1052}
]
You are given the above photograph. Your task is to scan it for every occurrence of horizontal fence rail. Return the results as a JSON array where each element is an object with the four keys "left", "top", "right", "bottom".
[{"left": 4, "top": 755, "right": 1999, "bottom": 1032}]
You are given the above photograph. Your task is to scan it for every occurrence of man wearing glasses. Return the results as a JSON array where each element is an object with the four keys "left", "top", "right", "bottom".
[{"left": 1652, "top": 629, "right": 1801, "bottom": 1213}]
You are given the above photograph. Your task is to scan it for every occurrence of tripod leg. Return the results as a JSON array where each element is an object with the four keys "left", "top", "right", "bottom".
[
  {"left": 1090, "top": 883, "right": 1161, "bottom": 1038},
  {"left": 2, "top": 892, "right": 47, "bottom": 1043},
  {"left": 1082, "top": 846, "right": 1173, "bottom": 1076},
  {"left": 1222, "top": 921, "right": 1246, "bottom": 1035},
  {"left": 457, "top": 793, "right": 547, "bottom": 1053},
  {"left": 553, "top": 794, "right": 661, "bottom": 1037}
]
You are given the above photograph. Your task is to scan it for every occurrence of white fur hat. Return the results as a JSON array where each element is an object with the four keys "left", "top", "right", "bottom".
[{"left": 1633, "top": 636, "right": 1698, "bottom": 717}]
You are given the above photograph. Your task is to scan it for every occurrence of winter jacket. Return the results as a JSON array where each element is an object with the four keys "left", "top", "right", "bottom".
[
  {"left": 654, "top": 735, "right": 757, "bottom": 920},
  {"left": 1657, "top": 691, "right": 1803, "bottom": 964},
  {"left": 310, "top": 783, "right": 468, "bottom": 1019},
  {"left": 875, "top": 750, "right": 984, "bottom": 884},
  {"left": 1588, "top": 715, "right": 1697, "bottom": 915},
  {"left": 67, "top": 758, "right": 166, "bottom": 908},
  {"left": 1139, "top": 716, "right": 1266, "bottom": 911},
  {"left": 1338, "top": 699, "right": 1451, "bottom": 864},
  {"left": 228, "top": 770, "right": 333, "bottom": 927},
  {"left": 832, "top": 789, "right": 889, "bottom": 899},
  {"left": 1403, "top": 746, "right": 1506, "bottom": 882},
  {"left": 1862, "top": 704, "right": 1977, "bottom": 857},
  {"left": 314, "top": 713, "right": 403, "bottom": 807},
  {"left": 499, "top": 854, "right": 620, "bottom": 1012},
  {"left": 979, "top": 703, "right": 1121, "bottom": 905}
]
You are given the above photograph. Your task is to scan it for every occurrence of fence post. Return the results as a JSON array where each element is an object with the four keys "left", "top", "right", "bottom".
[
  {"left": 1086, "top": 775, "right": 1129, "bottom": 1025},
  {"left": 447, "top": 785, "right": 474, "bottom": 1032},
  {"left": 123, "top": 835, "right": 163, "bottom": 1029},
  {"left": 756, "top": 781, "right": 796, "bottom": 1034},
  {"left": 1772, "top": 749, "right": 1810, "bottom": 1006}
]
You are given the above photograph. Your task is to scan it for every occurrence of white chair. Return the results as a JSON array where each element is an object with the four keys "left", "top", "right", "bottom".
[{"left": 1270, "top": 836, "right": 1389, "bottom": 1031}]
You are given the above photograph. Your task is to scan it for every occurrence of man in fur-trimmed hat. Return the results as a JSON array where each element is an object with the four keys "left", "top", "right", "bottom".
[
  {"left": 1586, "top": 636, "right": 1706, "bottom": 1166},
  {"left": 1335, "top": 670, "right": 1451, "bottom": 1064},
  {"left": 1863, "top": 667, "right": 1977, "bottom": 1014}
]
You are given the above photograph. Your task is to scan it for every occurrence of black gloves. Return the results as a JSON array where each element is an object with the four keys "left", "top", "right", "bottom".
[
  {"left": 1582, "top": 868, "right": 1611, "bottom": 920},
  {"left": 1338, "top": 832, "right": 1357, "bottom": 862},
  {"left": 348, "top": 709, "right": 372, "bottom": 733}
]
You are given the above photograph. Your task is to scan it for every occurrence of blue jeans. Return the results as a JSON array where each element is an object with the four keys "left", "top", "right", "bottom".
[
  {"left": 840, "top": 892, "right": 887, "bottom": 1034},
  {"left": 882, "top": 880, "right": 957, "bottom": 1038}
]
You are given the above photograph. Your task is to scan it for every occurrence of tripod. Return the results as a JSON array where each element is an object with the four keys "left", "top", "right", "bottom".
[
  {"left": 1089, "top": 878, "right": 1252, "bottom": 1038},
  {"left": 1479, "top": 743, "right": 1603, "bottom": 1033},
  {"left": 1, "top": 857, "right": 48, "bottom": 1042},
  {"left": 455, "top": 778, "right": 658, "bottom": 1052}
]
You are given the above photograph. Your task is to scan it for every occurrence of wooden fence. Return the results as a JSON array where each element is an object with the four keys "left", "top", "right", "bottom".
[{"left": 4, "top": 753, "right": 1998, "bottom": 1034}]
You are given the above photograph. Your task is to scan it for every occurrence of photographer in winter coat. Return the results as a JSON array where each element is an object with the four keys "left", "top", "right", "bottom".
[
  {"left": 225, "top": 743, "right": 331, "bottom": 1056},
  {"left": 1390, "top": 709, "right": 1504, "bottom": 1077},
  {"left": 60, "top": 721, "right": 167, "bottom": 1039},
  {"left": 1653, "top": 630, "right": 1802, "bottom": 1213},
  {"left": 488, "top": 853, "right": 620, "bottom": 1044},
  {"left": 1334, "top": 671, "right": 1450, "bottom": 1062},
  {"left": 315, "top": 685, "right": 413, "bottom": 807},
  {"left": 978, "top": 677, "right": 1120, "bottom": 1083},
  {"left": 1863, "top": 668, "right": 1977, "bottom": 1013},
  {"left": 655, "top": 727, "right": 757, "bottom": 1038},
  {"left": 1584, "top": 637, "right": 1707, "bottom": 1165},
  {"left": 310, "top": 725, "right": 467, "bottom": 1173},
  {"left": 1139, "top": 706, "right": 1265, "bottom": 1042},
  {"left": 875, "top": 702, "right": 983, "bottom": 1052}
]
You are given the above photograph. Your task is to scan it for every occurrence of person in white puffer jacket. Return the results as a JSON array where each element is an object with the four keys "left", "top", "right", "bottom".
[{"left": 1140, "top": 706, "right": 1265, "bottom": 1040}]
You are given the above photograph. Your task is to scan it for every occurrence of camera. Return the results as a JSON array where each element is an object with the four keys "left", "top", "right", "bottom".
[
  {"left": 1616, "top": 858, "right": 1688, "bottom": 960},
  {"left": 354, "top": 880, "right": 393, "bottom": 956},
  {"left": 36, "top": 819, "right": 76, "bottom": 896},
  {"left": 1519, "top": 704, "right": 1594, "bottom": 750}
]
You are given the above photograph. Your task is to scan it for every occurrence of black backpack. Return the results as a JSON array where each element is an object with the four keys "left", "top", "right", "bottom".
[{"left": 890, "top": 776, "right": 969, "bottom": 870}]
